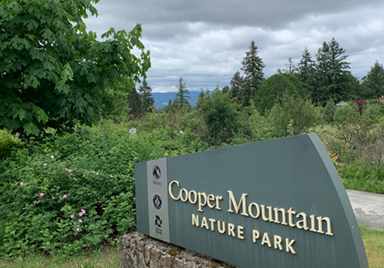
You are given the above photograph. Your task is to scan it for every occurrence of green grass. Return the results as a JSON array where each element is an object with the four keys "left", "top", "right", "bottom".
[
  {"left": 0, "top": 246, "right": 119, "bottom": 268},
  {"left": 0, "top": 227, "right": 382, "bottom": 267},
  {"left": 361, "top": 226, "right": 384, "bottom": 268}
]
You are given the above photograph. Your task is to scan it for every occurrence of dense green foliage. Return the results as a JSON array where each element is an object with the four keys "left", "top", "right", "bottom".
[
  {"left": 269, "top": 94, "right": 319, "bottom": 136},
  {"left": 253, "top": 73, "right": 308, "bottom": 114},
  {"left": 0, "top": 0, "right": 150, "bottom": 138},
  {"left": 361, "top": 61, "right": 384, "bottom": 99},
  {"left": 199, "top": 89, "right": 240, "bottom": 142},
  {"left": 100, "top": 89, "right": 131, "bottom": 123},
  {"left": 0, "top": 119, "right": 212, "bottom": 257},
  {"left": 0, "top": 130, "right": 22, "bottom": 159},
  {"left": 1, "top": 92, "right": 384, "bottom": 258}
]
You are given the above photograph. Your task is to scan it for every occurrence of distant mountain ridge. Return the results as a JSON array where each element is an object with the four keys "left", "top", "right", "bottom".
[{"left": 152, "top": 91, "right": 200, "bottom": 110}]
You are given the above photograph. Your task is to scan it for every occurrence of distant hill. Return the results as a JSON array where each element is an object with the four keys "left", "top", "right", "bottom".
[{"left": 152, "top": 91, "right": 200, "bottom": 111}]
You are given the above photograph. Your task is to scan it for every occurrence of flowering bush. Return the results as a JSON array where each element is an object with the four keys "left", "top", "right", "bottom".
[{"left": 0, "top": 124, "right": 157, "bottom": 257}]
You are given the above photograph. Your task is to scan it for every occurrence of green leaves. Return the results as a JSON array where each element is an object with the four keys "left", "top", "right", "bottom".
[
  {"left": 23, "top": 122, "right": 40, "bottom": 136},
  {"left": 0, "top": 0, "right": 150, "bottom": 139}
]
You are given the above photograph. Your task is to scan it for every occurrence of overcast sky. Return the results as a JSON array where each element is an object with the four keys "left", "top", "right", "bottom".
[{"left": 84, "top": 0, "right": 384, "bottom": 92}]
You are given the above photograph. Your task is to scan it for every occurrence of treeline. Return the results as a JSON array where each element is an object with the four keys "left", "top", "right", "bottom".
[{"left": 124, "top": 37, "right": 383, "bottom": 119}]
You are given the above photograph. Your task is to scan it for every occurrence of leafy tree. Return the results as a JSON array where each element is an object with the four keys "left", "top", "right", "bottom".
[
  {"left": 138, "top": 80, "right": 155, "bottom": 112},
  {"left": 361, "top": 61, "right": 384, "bottom": 99},
  {"left": 174, "top": 77, "right": 191, "bottom": 109},
  {"left": 297, "top": 47, "right": 316, "bottom": 95},
  {"left": 200, "top": 88, "right": 239, "bottom": 142},
  {"left": 0, "top": 0, "right": 150, "bottom": 138},
  {"left": 240, "top": 41, "right": 265, "bottom": 106},
  {"left": 253, "top": 73, "right": 308, "bottom": 114},
  {"left": 313, "top": 38, "right": 358, "bottom": 105},
  {"left": 229, "top": 71, "right": 243, "bottom": 101}
]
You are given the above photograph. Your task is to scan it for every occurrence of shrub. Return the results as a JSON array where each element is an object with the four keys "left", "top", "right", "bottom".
[
  {"left": 200, "top": 89, "right": 240, "bottom": 143},
  {"left": 329, "top": 103, "right": 384, "bottom": 166},
  {"left": 0, "top": 130, "right": 22, "bottom": 159},
  {"left": 248, "top": 109, "right": 277, "bottom": 142},
  {"left": 333, "top": 103, "right": 360, "bottom": 124},
  {"left": 268, "top": 94, "right": 318, "bottom": 136},
  {"left": 323, "top": 98, "right": 336, "bottom": 123},
  {"left": 363, "top": 102, "right": 384, "bottom": 121},
  {"left": 0, "top": 124, "right": 162, "bottom": 257},
  {"left": 339, "top": 162, "right": 384, "bottom": 194},
  {"left": 253, "top": 73, "right": 308, "bottom": 114}
]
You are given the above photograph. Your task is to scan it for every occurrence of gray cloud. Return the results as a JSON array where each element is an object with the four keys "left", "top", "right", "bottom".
[{"left": 85, "top": 0, "right": 384, "bottom": 92}]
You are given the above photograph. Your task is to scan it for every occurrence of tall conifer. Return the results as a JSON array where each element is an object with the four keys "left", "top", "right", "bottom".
[
  {"left": 240, "top": 41, "right": 265, "bottom": 106},
  {"left": 314, "top": 38, "right": 358, "bottom": 105},
  {"left": 138, "top": 80, "right": 155, "bottom": 112},
  {"left": 361, "top": 61, "right": 384, "bottom": 99},
  {"left": 175, "top": 77, "right": 191, "bottom": 109}
]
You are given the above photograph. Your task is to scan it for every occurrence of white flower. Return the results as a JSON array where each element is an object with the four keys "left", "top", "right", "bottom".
[{"left": 51, "top": 155, "right": 54, "bottom": 159}]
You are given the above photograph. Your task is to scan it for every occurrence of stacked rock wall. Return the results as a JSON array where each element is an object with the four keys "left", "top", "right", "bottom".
[{"left": 119, "top": 232, "right": 237, "bottom": 268}]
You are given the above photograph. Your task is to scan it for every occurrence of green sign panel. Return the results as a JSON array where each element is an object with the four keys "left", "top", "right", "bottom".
[{"left": 135, "top": 133, "right": 368, "bottom": 267}]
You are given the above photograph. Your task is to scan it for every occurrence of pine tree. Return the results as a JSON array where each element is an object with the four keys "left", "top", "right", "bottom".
[
  {"left": 127, "top": 87, "right": 142, "bottom": 117},
  {"left": 138, "top": 80, "right": 155, "bottom": 112},
  {"left": 240, "top": 41, "right": 265, "bottom": 106},
  {"left": 361, "top": 61, "right": 384, "bottom": 99},
  {"left": 279, "top": 57, "right": 298, "bottom": 75},
  {"left": 175, "top": 77, "right": 191, "bottom": 109},
  {"left": 230, "top": 71, "right": 243, "bottom": 101},
  {"left": 196, "top": 90, "right": 206, "bottom": 110},
  {"left": 297, "top": 48, "right": 316, "bottom": 95},
  {"left": 314, "top": 38, "right": 358, "bottom": 105},
  {"left": 323, "top": 98, "right": 336, "bottom": 123}
]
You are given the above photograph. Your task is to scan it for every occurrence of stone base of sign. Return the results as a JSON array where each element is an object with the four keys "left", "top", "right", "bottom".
[{"left": 120, "top": 232, "right": 237, "bottom": 268}]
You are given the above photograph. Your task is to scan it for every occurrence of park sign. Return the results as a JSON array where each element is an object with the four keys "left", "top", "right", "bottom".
[{"left": 135, "top": 133, "right": 369, "bottom": 268}]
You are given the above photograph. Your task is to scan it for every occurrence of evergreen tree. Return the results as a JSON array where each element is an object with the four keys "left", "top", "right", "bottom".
[
  {"left": 279, "top": 57, "right": 298, "bottom": 75},
  {"left": 196, "top": 89, "right": 206, "bottom": 110},
  {"left": 222, "top": 86, "right": 230, "bottom": 94},
  {"left": 230, "top": 71, "right": 243, "bottom": 101},
  {"left": 127, "top": 87, "right": 142, "bottom": 117},
  {"left": 138, "top": 80, "right": 155, "bottom": 112},
  {"left": 314, "top": 38, "right": 358, "bottom": 105},
  {"left": 323, "top": 98, "right": 336, "bottom": 123},
  {"left": 174, "top": 77, "right": 191, "bottom": 109},
  {"left": 361, "top": 61, "right": 384, "bottom": 99},
  {"left": 297, "top": 48, "right": 316, "bottom": 95},
  {"left": 240, "top": 41, "right": 265, "bottom": 106}
]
